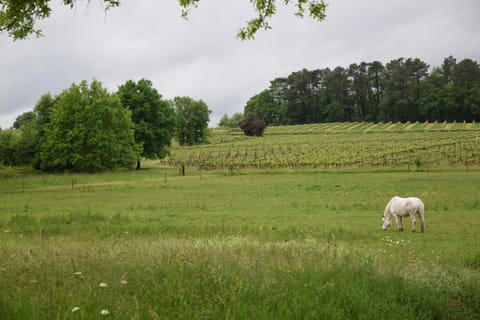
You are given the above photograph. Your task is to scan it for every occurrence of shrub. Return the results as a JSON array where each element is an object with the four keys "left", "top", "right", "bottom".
[{"left": 239, "top": 114, "right": 266, "bottom": 136}]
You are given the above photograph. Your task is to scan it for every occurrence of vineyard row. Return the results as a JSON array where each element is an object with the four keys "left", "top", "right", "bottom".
[{"left": 161, "top": 130, "right": 480, "bottom": 170}]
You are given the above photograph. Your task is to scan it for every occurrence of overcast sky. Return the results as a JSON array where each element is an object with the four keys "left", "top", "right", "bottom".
[{"left": 1, "top": 0, "right": 479, "bottom": 128}]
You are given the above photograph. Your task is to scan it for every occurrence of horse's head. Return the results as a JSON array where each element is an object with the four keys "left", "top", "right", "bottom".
[{"left": 382, "top": 214, "right": 392, "bottom": 231}]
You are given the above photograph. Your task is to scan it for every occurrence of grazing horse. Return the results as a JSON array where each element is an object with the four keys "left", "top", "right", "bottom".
[{"left": 382, "top": 196, "right": 425, "bottom": 232}]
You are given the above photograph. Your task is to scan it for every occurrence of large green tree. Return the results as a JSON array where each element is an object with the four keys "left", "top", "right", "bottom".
[
  {"left": 380, "top": 58, "right": 429, "bottom": 122},
  {"left": 117, "top": 79, "right": 176, "bottom": 169},
  {"left": 171, "top": 96, "right": 211, "bottom": 146},
  {"left": 323, "top": 66, "right": 352, "bottom": 121},
  {"left": 39, "top": 80, "right": 138, "bottom": 172},
  {"left": 348, "top": 63, "right": 369, "bottom": 121},
  {"left": 367, "top": 61, "right": 385, "bottom": 121},
  {"left": 277, "top": 69, "right": 325, "bottom": 124},
  {"left": 244, "top": 89, "right": 288, "bottom": 125},
  {"left": 420, "top": 67, "right": 455, "bottom": 121},
  {"left": 1, "top": 0, "right": 327, "bottom": 40}
]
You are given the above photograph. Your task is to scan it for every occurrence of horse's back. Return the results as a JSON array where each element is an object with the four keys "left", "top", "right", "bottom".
[
  {"left": 406, "top": 197, "right": 424, "bottom": 210},
  {"left": 389, "top": 196, "right": 423, "bottom": 215}
]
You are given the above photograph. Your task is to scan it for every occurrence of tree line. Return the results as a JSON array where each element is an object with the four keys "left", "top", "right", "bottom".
[
  {"left": 240, "top": 56, "right": 480, "bottom": 125},
  {"left": 0, "top": 79, "right": 211, "bottom": 171}
]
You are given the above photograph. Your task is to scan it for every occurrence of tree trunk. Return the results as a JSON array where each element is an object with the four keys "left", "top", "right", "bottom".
[{"left": 136, "top": 160, "right": 141, "bottom": 170}]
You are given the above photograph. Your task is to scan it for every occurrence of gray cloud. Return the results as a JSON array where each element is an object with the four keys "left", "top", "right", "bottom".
[{"left": 1, "top": 0, "right": 479, "bottom": 128}]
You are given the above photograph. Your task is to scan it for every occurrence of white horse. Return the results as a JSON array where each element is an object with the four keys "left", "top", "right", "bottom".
[{"left": 382, "top": 196, "right": 425, "bottom": 232}]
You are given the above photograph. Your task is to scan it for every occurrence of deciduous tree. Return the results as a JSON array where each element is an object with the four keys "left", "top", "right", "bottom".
[
  {"left": 117, "top": 79, "right": 176, "bottom": 169},
  {"left": 171, "top": 96, "right": 211, "bottom": 146},
  {"left": 40, "top": 80, "right": 138, "bottom": 172},
  {"left": 244, "top": 89, "right": 288, "bottom": 125}
]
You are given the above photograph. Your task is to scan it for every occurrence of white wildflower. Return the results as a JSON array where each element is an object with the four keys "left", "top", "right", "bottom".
[
  {"left": 74, "top": 271, "right": 82, "bottom": 276},
  {"left": 120, "top": 279, "right": 127, "bottom": 285},
  {"left": 71, "top": 307, "right": 80, "bottom": 313},
  {"left": 100, "top": 309, "right": 110, "bottom": 316},
  {"left": 99, "top": 282, "right": 108, "bottom": 288}
]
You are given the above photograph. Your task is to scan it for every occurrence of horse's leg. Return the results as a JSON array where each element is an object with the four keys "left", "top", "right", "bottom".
[
  {"left": 410, "top": 212, "right": 416, "bottom": 232},
  {"left": 396, "top": 215, "right": 404, "bottom": 232}
]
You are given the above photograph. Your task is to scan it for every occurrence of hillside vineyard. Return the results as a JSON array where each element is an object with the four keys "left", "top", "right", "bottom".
[{"left": 161, "top": 122, "right": 480, "bottom": 170}]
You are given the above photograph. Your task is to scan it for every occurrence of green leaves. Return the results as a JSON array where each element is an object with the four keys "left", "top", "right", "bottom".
[
  {"left": 39, "top": 80, "right": 139, "bottom": 172},
  {"left": 179, "top": 0, "right": 327, "bottom": 40},
  {"left": 178, "top": 0, "right": 200, "bottom": 19},
  {"left": 2, "top": 0, "right": 327, "bottom": 40},
  {"left": 0, "top": 0, "right": 120, "bottom": 40},
  {"left": 237, "top": 0, "right": 327, "bottom": 40},
  {"left": 172, "top": 96, "right": 211, "bottom": 146},
  {"left": 117, "top": 79, "right": 176, "bottom": 165},
  {"left": 0, "top": 0, "right": 50, "bottom": 39}
]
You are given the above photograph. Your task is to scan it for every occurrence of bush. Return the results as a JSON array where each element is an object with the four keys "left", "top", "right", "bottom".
[{"left": 238, "top": 114, "right": 266, "bottom": 136}]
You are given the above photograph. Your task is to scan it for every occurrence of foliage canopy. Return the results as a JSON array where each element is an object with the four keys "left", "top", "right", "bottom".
[
  {"left": 1, "top": 0, "right": 326, "bottom": 40},
  {"left": 117, "top": 79, "right": 176, "bottom": 169},
  {"left": 171, "top": 96, "right": 211, "bottom": 146},
  {"left": 39, "top": 80, "right": 139, "bottom": 172},
  {"left": 244, "top": 56, "right": 480, "bottom": 124},
  {"left": 179, "top": 0, "right": 327, "bottom": 40},
  {"left": 0, "top": 0, "right": 120, "bottom": 40}
]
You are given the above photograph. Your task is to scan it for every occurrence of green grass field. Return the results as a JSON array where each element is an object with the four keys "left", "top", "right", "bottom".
[{"left": 1, "top": 123, "right": 479, "bottom": 319}]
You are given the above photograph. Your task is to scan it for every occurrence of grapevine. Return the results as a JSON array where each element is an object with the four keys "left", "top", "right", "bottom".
[{"left": 160, "top": 122, "right": 480, "bottom": 170}]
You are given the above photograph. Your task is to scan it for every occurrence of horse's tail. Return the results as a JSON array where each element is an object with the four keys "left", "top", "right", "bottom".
[{"left": 418, "top": 200, "right": 425, "bottom": 233}]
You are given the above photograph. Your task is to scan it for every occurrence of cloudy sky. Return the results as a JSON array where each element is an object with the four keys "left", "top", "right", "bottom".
[{"left": 1, "top": 0, "right": 479, "bottom": 128}]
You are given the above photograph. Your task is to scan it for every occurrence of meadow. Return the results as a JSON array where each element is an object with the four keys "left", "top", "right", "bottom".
[{"left": 1, "top": 122, "right": 479, "bottom": 319}]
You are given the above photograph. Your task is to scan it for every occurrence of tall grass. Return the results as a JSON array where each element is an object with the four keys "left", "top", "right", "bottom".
[{"left": 1, "top": 237, "right": 478, "bottom": 319}]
